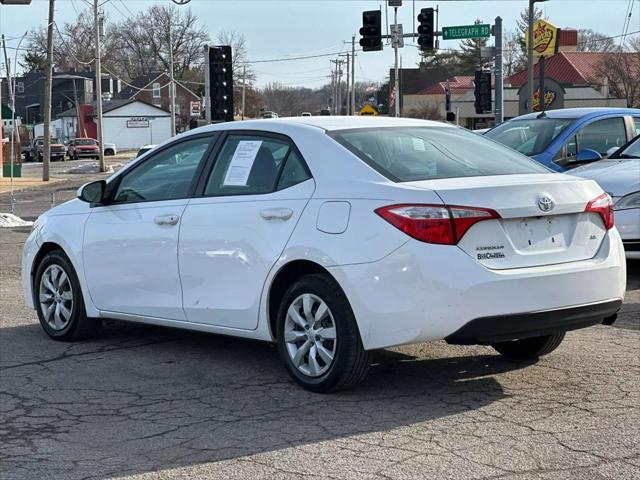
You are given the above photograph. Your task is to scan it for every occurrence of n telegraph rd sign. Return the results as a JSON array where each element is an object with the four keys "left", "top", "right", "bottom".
[{"left": 442, "top": 24, "right": 491, "bottom": 40}]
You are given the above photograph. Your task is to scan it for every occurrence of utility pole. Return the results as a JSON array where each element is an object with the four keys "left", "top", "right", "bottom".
[
  {"left": 351, "top": 35, "right": 356, "bottom": 115},
  {"left": 42, "top": 0, "right": 55, "bottom": 181},
  {"left": 241, "top": 64, "right": 246, "bottom": 120},
  {"left": 169, "top": 21, "right": 176, "bottom": 136},
  {"left": 345, "top": 53, "right": 350, "bottom": 115},
  {"left": 494, "top": 16, "right": 504, "bottom": 125},
  {"left": 337, "top": 60, "right": 343, "bottom": 115},
  {"left": 94, "top": 0, "right": 105, "bottom": 172}
]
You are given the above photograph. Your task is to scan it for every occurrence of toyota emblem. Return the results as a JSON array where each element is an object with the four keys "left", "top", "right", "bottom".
[{"left": 537, "top": 196, "right": 555, "bottom": 212}]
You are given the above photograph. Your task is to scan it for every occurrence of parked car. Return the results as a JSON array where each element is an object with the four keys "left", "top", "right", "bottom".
[
  {"left": 68, "top": 138, "right": 100, "bottom": 160},
  {"left": 103, "top": 142, "right": 117, "bottom": 156},
  {"left": 23, "top": 117, "right": 626, "bottom": 392},
  {"left": 136, "top": 144, "right": 157, "bottom": 158},
  {"left": 262, "top": 111, "right": 279, "bottom": 119},
  {"left": 300, "top": 112, "right": 312, "bottom": 117},
  {"left": 572, "top": 134, "right": 640, "bottom": 259},
  {"left": 485, "top": 108, "right": 640, "bottom": 171},
  {"left": 22, "top": 137, "right": 66, "bottom": 162}
]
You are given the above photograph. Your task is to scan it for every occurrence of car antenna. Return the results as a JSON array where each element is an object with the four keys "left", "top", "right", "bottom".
[{"left": 536, "top": 111, "right": 547, "bottom": 119}]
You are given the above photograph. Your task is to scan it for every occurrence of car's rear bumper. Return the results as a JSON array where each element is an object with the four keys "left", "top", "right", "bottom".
[
  {"left": 329, "top": 229, "right": 626, "bottom": 350},
  {"left": 445, "top": 299, "right": 621, "bottom": 345}
]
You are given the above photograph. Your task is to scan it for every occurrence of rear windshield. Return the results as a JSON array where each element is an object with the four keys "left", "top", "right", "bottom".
[
  {"left": 485, "top": 118, "right": 573, "bottom": 156},
  {"left": 330, "top": 127, "right": 549, "bottom": 182}
]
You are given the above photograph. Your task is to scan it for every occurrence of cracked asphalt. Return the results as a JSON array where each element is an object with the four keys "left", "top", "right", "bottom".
[{"left": 1, "top": 161, "right": 639, "bottom": 480}]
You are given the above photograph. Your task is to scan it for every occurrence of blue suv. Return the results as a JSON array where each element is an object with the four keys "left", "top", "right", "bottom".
[{"left": 485, "top": 108, "right": 640, "bottom": 171}]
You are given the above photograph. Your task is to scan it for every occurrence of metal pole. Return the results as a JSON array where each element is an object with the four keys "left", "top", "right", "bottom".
[
  {"left": 94, "top": 0, "right": 105, "bottom": 172},
  {"left": 538, "top": 55, "right": 546, "bottom": 113},
  {"left": 241, "top": 64, "right": 246, "bottom": 120},
  {"left": 337, "top": 61, "right": 343, "bottom": 115},
  {"left": 351, "top": 35, "right": 356, "bottom": 115},
  {"left": 43, "top": 0, "right": 55, "bottom": 182},
  {"left": 527, "top": 0, "right": 535, "bottom": 113},
  {"left": 393, "top": 6, "right": 400, "bottom": 117},
  {"left": 494, "top": 16, "right": 504, "bottom": 125},
  {"left": 169, "top": 21, "right": 176, "bottom": 136}
]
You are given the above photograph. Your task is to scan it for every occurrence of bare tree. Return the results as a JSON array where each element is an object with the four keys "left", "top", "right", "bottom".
[
  {"left": 577, "top": 29, "right": 616, "bottom": 52},
  {"left": 593, "top": 38, "right": 640, "bottom": 107},
  {"left": 405, "top": 103, "right": 444, "bottom": 121}
]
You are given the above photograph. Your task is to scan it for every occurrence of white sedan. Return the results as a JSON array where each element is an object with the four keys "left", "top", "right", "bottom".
[
  {"left": 22, "top": 117, "right": 626, "bottom": 392},
  {"left": 572, "top": 136, "right": 640, "bottom": 259}
]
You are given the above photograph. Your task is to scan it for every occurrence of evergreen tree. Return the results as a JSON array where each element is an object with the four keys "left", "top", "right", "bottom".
[{"left": 456, "top": 19, "right": 488, "bottom": 75}]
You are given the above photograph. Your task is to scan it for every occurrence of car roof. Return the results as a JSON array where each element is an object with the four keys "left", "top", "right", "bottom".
[
  {"left": 194, "top": 116, "right": 452, "bottom": 134},
  {"left": 511, "top": 107, "right": 640, "bottom": 121}
]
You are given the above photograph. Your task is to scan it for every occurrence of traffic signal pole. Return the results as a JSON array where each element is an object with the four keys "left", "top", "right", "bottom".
[
  {"left": 93, "top": 0, "right": 105, "bottom": 173},
  {"left": 393, "top": 5, "right": 400, "bottom": 117},
  {"left": 494, "top": 16, "right": 503, "bottom": 125}
]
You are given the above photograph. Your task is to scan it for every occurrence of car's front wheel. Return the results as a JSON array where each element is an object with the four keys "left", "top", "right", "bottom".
[
  {"left": 34, "top": 251, "right": 101, "bottom": 341},
  {"left": 276, "top": 274, "right": 371, "bottom": 393},
  {"left": 492, "top": 333, "right": 565, "bottom": 360}
]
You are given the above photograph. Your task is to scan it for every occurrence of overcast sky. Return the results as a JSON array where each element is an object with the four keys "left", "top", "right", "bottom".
[{"left": 1, "top": 0, "right": 638, "bottom": 88}]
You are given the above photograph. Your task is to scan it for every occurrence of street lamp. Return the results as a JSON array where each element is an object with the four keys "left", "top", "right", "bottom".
[{"left": 528, "top": 0, "right": 548, "bottom": 111}]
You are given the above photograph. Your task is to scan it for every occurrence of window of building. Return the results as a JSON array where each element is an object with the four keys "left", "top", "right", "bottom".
[{"left": 152, "top": 82, "right": 161, "bottom": 98}]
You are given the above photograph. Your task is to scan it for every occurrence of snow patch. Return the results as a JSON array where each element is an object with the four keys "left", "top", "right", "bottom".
[
  {"left": 0, "top": 213, "right": 33, "bottom": 228},
  {"left": 66, "top": 162, "right": 122, "bottom": 174}
]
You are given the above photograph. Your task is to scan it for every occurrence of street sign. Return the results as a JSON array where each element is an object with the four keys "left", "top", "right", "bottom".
[
  {"left": 442, "top": 24, "right": 491, "bottom": 40},
  {"left": 358, "top": 104, "right": 379, "bottom": 116},
  {"left": 391, "top": 24, "right": 404, "bottom": 48}
]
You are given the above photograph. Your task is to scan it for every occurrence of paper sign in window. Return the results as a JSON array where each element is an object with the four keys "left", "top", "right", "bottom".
[{"left": 223, "top": 140, "right": 263, "bottom": 186}]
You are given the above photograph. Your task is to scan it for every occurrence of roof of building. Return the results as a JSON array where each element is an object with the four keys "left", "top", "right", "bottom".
[
  {"left": 58, "top": 98, "right": 170, "bottom": 118},
  {"left": 417, "top": 76, "right": 475, "bottom": 95},
  {"left": 116, "top": 72, "right": 200, "bottom": 101},
  {"left": 506, "top": 52, "right": 636, "bottom": 87}
]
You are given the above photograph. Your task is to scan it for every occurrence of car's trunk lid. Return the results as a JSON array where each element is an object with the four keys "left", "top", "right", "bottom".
[{"left": 404, "top": 173, "right": 608, "bottom": 269}]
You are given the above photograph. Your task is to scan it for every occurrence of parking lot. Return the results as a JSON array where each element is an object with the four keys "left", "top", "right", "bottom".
[{"left": 1, "top": 161, "right": 639, "bottom": 480}]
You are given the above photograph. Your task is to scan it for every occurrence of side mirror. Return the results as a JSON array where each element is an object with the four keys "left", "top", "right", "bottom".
[
  {"left": 605, "top": 147, "right": 620, "bottom": 157},
  {"left": 77, "top": 180, "right": 106, "bottom": 205},
  {"left": 571, "top": 148, "right": 602, "bottom": 164}
]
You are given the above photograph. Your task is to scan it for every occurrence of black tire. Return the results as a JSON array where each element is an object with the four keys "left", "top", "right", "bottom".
[
  {"left": 492, "top": 333, "right": 565, "bottom": 361},
  {"left": 34, "top": 250, "right": 101, "bottom": 341},
  {"left": 276, "top": 273, "right": 371, "bottom": 393},
  {"left": 105, "top": 149, "right": 114, "bottom": 156}
]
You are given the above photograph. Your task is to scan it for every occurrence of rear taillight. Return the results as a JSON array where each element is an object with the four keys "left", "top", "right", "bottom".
[
  {"left": 375, "top": 204, "right": 500, "bottom": 245},
  {"left": 585, "top": 193, "right": 614, "bottom": 230}
]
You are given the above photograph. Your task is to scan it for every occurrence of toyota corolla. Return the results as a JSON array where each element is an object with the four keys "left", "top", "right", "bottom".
[{"left": 22, "top": 117, "right": 626, "bottom": 392}]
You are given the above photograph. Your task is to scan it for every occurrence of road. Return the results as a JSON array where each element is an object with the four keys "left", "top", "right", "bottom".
[{"left": 1, "top": 161, "right": 639, "bottom": 480}]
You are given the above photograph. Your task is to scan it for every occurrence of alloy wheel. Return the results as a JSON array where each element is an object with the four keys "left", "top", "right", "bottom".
[
  {"left": 39, "top": 264, "right": 74, "bottom": 331},
  {"left": 284, "top": 293, "right": 337, "bottom": 377}
]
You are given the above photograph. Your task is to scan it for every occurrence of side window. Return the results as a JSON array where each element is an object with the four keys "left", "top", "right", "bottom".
[
  {"left": 204, "top": 135, "right": 293, "bottom": 196},
  {"left": 113, "top": 136, "right": 213, "bottom": 204},
  {"left": 277, "top": 150, "right": 311, "bottom": 190},
  {"left": 576, "top": 118, "right": 627, "bottom": 155},
  {"left": 633, "top": 117, "right": 640, "bottom": 137},
  {"left": 152, "top": 82, "right": 161, "bottom": 98}
]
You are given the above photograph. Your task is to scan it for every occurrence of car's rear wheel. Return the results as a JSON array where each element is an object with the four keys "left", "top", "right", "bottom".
[
  {"left": 276, "top": 274, "right": 371, "bottom": 393},
  {"left": 105, "top": 149, "right": 114, "bottom": 156},
  {"left": 35, "top": 251, "right": 101, "bottom": 341},
  {"left": 492, "top": 333, "right": 565, "bottom": 360}
]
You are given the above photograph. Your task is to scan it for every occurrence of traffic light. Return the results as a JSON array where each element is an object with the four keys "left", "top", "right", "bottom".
[
  {"left": 207, "top": 45, "right": 234, "bottom": 122},
  {"left": 474, "top": 70, "right": 492, "bottom": 114},
  {"left": 417, "top": 8, "right": 435, "bottom": 52},
  {"left": 359, "top": 10, "right": 382, "bottom": 52}
]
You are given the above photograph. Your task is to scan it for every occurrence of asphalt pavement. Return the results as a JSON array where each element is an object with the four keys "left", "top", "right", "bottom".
[{"left": 1, "top": 160, "right": 639, "bottom": 480}]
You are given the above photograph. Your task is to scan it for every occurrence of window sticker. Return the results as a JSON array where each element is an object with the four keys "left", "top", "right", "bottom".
[{"left": 223, "top": 140, "right": 263, "bottom": 186}]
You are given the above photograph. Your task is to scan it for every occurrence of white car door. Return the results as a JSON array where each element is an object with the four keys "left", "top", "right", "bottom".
[
  {"left": 179, "top": 132, "right": 315, "bottom": 329},
  {"left": 82, "top": 134, "right": 217, "bottom": 320}
]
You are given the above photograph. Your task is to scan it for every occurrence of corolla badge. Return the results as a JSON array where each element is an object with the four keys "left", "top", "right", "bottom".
[{"left": 537, "top": 195, "right": 555, "bottom": 212}]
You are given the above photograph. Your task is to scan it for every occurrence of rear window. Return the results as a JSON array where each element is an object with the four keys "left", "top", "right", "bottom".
[
  {"left": 330, "top": 127, "right": 549, "bottom": 182},
  {"left": 485, "top": 118, "right": 573, "bottom": 156}
]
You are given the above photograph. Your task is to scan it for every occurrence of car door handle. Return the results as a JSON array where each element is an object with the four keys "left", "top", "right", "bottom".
[
  {"left": 154, "top": 214, "right": 180, "bottom": 226},
  {"left": 260, "top": 208, "right": 293, "bottom": 221}
]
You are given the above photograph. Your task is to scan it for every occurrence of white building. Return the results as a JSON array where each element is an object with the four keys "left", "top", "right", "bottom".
[{"left": 58, "top": 99, "right": 172, "bottom": 151}]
